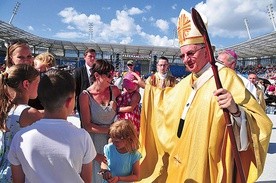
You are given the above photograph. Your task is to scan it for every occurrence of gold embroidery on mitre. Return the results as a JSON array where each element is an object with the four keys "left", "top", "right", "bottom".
[
  {"left": 177, "top": 9, "right": 206, "bottom": 47},
  {"left": 177, "top": 12, "right": 191, "bottom": 47}
]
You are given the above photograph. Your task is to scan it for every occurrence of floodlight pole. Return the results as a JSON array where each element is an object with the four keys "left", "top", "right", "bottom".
[
  {"left": 267, "top": 4, "right": 276, "bottom": 31},
  {"left": 9, "top": 2, "right": 20, "bottom": 25},
  {"left": 172, "top": 27, "right": 177, "bottom": 47},
  {"left": 89, "top": 22, "right": 94, "bottom": 42},
  {"left": 244, "top": 18, "right": 252, "bottom": 39}
]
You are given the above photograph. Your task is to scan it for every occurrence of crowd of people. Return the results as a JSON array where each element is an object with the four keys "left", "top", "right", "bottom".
[
  {"left": 236, "top": 64, "right": 276, "bottom": 80},
  {"left": 0, "top": 8, "right": 274, "bottom": 183}
]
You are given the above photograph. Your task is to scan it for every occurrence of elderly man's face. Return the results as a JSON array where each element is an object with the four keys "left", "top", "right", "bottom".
[
  {"left": 217, "top": 52, "right": 236, "bottom": 70},
  {"left": 180, "top": 44, "right": 207, "bottom": 73}
]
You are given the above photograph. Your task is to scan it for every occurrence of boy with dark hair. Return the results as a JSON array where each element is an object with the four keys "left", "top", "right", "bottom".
[{"left": 8, "top": 69, "right": 96, "bottom": 183}]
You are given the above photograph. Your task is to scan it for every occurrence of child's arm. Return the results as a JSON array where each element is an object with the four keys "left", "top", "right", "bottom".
[
  {"left": 118, "top": 92, "right": 141, "bottom": 113},
  {"left": 80, "top": 162, "right": 92, "bottom": 183},
  {"left": 100, "top": 160, "right": 112, "bottom": 180},
  {"left": 95, "top": 153, "right": 107, "bottom": 165},
  {"left": 132, "top": 72, "right": 145, "bottom": 89},
  {"left": 11, "top": 164, "right": 25, "bottom": 183},
  {"left": 107, "top": 160, "right": 140, "bottom": 183}
]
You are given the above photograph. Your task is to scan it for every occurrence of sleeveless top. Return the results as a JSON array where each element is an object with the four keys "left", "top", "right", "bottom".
[
  {"left": 84, "top": 87, "right": 116, "bottom": 127},
  {"left": 0, "top": 104, "right": 30, "bottom": 183},
  {"left": 83, "top": 86, "right": 116, "bottom": 183}
]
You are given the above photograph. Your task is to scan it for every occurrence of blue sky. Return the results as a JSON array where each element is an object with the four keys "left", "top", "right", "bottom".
[{"left": 0, "top": 0, "right": 276, "bottom": 49}]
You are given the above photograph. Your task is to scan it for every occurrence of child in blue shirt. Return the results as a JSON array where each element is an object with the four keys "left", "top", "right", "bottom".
[{"left": 100, "top": 119, "right": 141, "bottom": 183}]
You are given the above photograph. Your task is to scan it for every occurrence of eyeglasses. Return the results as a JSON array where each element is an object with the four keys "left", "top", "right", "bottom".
[
  {"left": 127, "top": 64, "right": 133, "bottom": 66},
  {"left": 179, "top": 46, "right": 205, "bottom": 60}
]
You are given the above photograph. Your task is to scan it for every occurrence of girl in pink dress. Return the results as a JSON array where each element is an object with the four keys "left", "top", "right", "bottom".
[{"left": 116, "top": 73, "right": 141, "bottom": 133}]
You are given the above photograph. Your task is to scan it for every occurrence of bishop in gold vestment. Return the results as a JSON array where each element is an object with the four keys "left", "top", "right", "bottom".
[
  {"left": 138, "top": 9, "right": 272, "bottom": 183},
  {"left": 139, "top": 63, "right": 272, "bottom": 183}
]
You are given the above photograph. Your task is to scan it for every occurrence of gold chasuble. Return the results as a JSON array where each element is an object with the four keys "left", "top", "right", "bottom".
[{"left": 138, "top": 65, "right": 272, "bottom": 183}]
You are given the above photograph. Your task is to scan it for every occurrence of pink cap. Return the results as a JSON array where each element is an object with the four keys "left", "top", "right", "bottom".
[
  {"left": 124, "top": 72, "right": 135, "bottom": 81},
  {"left": 268, "top": 85, "right": 275, "bottom": 92},
  {"left": 123, "top": 72, "right": 138, "bottom": 90},
  {"left": 123, "top": 79, "right": 137, "bottom": 90},
  {"left": 225, "top": 49, "right": 238, "bottom": 61}
]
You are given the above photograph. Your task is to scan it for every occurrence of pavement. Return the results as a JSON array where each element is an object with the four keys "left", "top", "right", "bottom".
[
  {"left": 67, "top": 113, "right": 276, "bottom": 182},
  {"left": 256, "top": 114, "right": 276, "bottom": 183}
]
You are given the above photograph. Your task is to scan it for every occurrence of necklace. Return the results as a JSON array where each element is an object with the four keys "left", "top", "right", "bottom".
[{"left": 90, "top": 86, "right": 110, "bottom": 106}]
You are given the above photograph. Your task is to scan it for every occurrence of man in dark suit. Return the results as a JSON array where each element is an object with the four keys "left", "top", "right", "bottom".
[{"left": 74, "top": 48, "right": 96, "bottom": 113}]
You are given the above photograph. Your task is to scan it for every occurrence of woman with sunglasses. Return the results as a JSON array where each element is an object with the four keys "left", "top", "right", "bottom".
[
  {"left": 78, "top": 59, "right": 121, "bottom": 183},
  {"left": 5, "top": 39, "right": 34, "bottom": 71}
]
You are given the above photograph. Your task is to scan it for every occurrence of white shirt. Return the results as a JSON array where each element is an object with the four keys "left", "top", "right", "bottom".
[
  {"left": 238, "top": 74, "right": 258, "bottom": 100},
  {"left": 8, "top": 119, "right": 96, "bottom": 183},
  {"left": 85, "top": 63, "right": 92, "bottom": 85}
]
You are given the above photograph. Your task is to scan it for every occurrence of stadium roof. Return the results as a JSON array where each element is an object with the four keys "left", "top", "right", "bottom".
[
  {"left": 217, "top": 31, "right": 276, "bottom": 60},
  {"left": 1, "top": 20, "right": 276, "bottom": 60},
  {"left": 0, "top": 20, "right": 180, "bottom": 59}
]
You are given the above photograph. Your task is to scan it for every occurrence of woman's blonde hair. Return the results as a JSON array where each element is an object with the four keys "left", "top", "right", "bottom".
[
  {"left": 34, "top": 52, "right": 56, "bottom": 68},
  {"left": 109, "top": 119, "right": 140, "bottom": 153}
]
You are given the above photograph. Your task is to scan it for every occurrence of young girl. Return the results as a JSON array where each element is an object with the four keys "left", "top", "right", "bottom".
[
  {"left": 0, "top": 64, "right": 43, "bottom": 182},
  {"left": 100, "top": 119, "right": 142, "bottom": 183},
  {"left": 116, "top": 73, "right": 141, "bottom": 133},
  {"left": 33, "top": 52, "right": 56, "bottom": 73},
  {"left": 29, "top": 52, "right": 56, "bottom": 110}
]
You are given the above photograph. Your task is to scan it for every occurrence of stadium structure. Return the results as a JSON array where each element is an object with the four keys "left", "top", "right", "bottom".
[{"left": 0, "top": 19, "right": 276, "bottom": 76}]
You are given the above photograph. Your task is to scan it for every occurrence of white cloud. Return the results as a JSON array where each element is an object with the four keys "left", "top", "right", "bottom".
[
  {"left": 27, "top": 26, "right": 34, "bottom": 31},
  {"left": 67, "top": 25, "right": 75, "bottom": 30},
  {"left": 55, "top": 1, "right": 275, "bottom": 47},
  {"left": 139, "top": 31, "right": 175, "bottom": 47},
  {"left": 144, "top": 5, "right": 152, "bottom": 11},
  {"left": 171, "top": 4, "right": 177, "bottom": 10},
  {"left": 128, "top": 7, "right": 143, "bottom": 15},
  {"left": 54, "top": 32, "right": 87, "bottom": 39},
  {"left": 195, "top": 0, "right": 275, "bottom": 40},
  {"left": 170, "top": 17, "right": 178, "bottom": 26},
  {"left": 155, "top": 19, "right": 169, "bottom": 32},
  {"left": 58, "top": 7, "right": 78, "bottom": 24},
  {"left": 148, "top": 17, "right": 155, "bottom": 22},
  {"left": 120, "top": 36, "right": 133, "bottom": 44},
  {"left": 57, "top": 6, "right": 146, "bottom": 44},
  {"left": 110, "top": 10, "right": 137, "bottom": 34}
]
